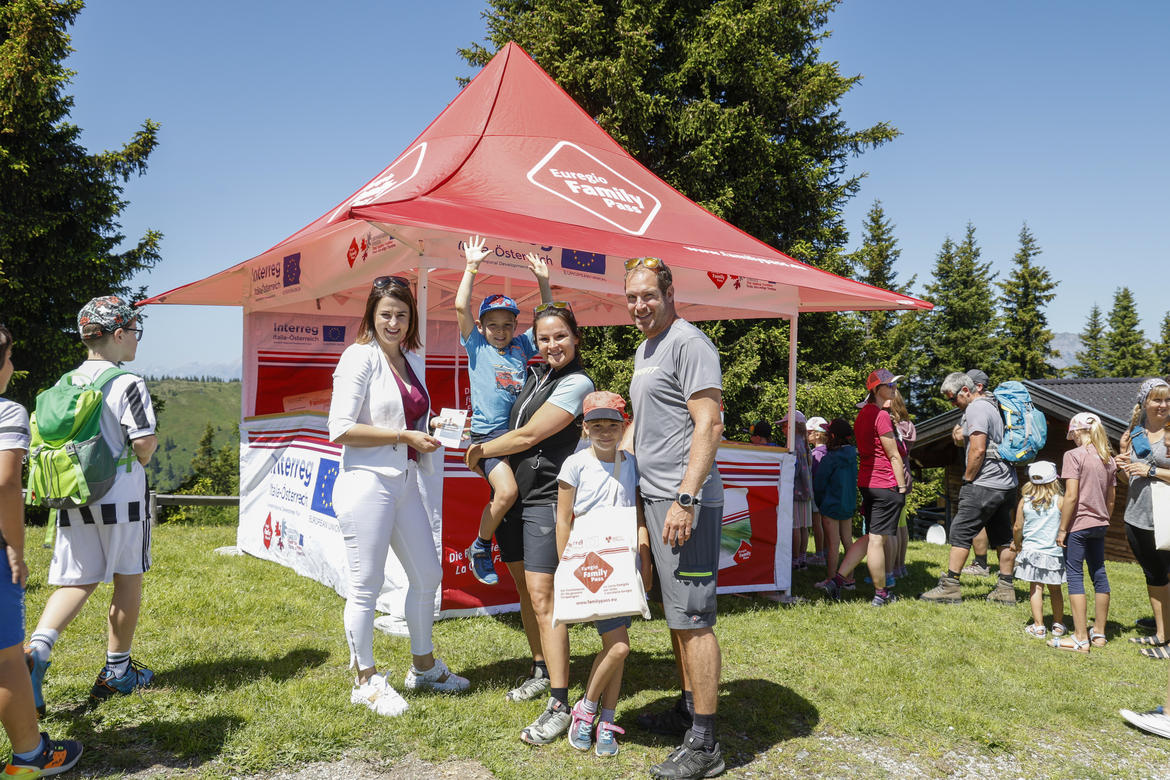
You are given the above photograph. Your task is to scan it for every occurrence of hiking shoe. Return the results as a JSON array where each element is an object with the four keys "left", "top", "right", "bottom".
[
  {"left": 841, "top": 578, "right": 856, "bottom": 591},
  {"left": 821, "top": 578, "right": 842, "bottom": 601},
  {"left": 4, "top": 732, "right": 83, "bottom": 777},
  {"left": 919, "top": 575, "right": 962, "bottom": 604},
  {"left": 350, "top": 673, "right": 409, "bottom": 717},
  {"left": 520, "top": 698, "right": 571, "bottom": 745},
  {"left": 595, "top": 720, "right": 624, "bottom": 757},
  {"left": 24, "top": 648, "right": 49, "bottom": 717},
  {"left": 404, "top": 657, "right": 469, "bottom": 693},
  {"left": 961, "top": 561, "right": 992, "bottom": 577},
  {"left": 871, "top": 591, "right": 898, "bottom": 607},
  {"left": 89, "top": 657, "right": 154, "bottom": 701},
  {"left": 986, "top": 580, "right": 1017, "bottom": 605},
  {"left": 650, "top": 729, "right": 725, "bottom": 778},
  {"left": 1121, "top": 705, "right": 1170, "bottom": 739},
  {"left": 636, "top": 702, "right": 693, "bottom": 736},
  {"left": 465, "top": 539, "right": 498, "bottom": 586},
  {"left": 567, "top": 699, "right": 595, "bottom": 751},
  {"left": 505, "top": 668, "right": 550, "bottom": 702}
]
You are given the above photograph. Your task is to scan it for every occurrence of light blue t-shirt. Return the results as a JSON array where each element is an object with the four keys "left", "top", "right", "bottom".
[
  {"left": 1021, "top": 497, "right": 1062, "bottom": 557},
  {"left": 462, "top": 327, "right": 539, "bottom": 435}
]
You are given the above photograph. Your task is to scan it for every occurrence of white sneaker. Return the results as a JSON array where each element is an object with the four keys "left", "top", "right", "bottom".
[
  {"left": 351, "top": 673, "right": 409, "bottom": 716},
  {"left": 404, "top": 658, "right": 470, "bottom": 693},
  {"left": 1121, "top": 707, "right": 1170, "bottom": 739}
]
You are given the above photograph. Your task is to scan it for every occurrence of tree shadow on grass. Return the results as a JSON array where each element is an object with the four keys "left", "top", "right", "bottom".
[
  {"left": 158, "top": 646, "right": 329, "bottom": 693},
  {"left": 628, "top": 679, "right": 816, "bottom": 770},
  {"left": 58, "top": 713, "right": 243, "bottom": 775}
]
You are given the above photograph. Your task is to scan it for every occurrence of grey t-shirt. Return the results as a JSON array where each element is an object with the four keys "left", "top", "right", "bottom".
[
  {"left": 1124, "top": 437, "right": 1170, "bottom": 531},
  {"left": 963, "top": 396, "right": 1018, "bottom": 489},
  {"left": 630, "top": 318, "right": 724, "bottom": 505}
]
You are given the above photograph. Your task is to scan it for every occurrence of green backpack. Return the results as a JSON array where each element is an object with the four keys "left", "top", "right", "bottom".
[{"left": 26, "top": 366, "right": 135, "bottom": 509}]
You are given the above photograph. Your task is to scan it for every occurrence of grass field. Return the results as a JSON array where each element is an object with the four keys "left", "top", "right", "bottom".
[
  {"left": 146, "top": 379, "right": 241, "bottom": 491},
  {"left": 20, "top": 522, "right": 1170, "bottom": 778}
]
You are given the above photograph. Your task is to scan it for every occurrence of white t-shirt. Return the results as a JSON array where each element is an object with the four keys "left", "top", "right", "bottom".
[
  {"left": 0, "top": 398, "right": 30, "bottom": 452},
  {"left": 557, "top": 448, "right": 639, "bottom": 517},
  {"left": 65, "top": 360, "right": 156, "bottom": 509}
]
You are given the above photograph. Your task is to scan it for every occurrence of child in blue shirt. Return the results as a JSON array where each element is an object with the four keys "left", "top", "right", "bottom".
[{"left": 458, "top": 235, "right": 552, "bottom": 585}]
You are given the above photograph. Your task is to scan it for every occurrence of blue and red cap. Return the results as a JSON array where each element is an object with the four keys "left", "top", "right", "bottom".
[{"left": 479, "top": 294, "right": 520, "bottom": 318}]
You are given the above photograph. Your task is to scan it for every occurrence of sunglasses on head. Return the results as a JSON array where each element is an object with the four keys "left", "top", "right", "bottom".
[
  {"left": 624, "top": 256, "right": 663, "bottom": 271},
  {"left": 534, "top": 301, "right": 573, "bottom": 315},
  {"left": 372, "top": 275, "right": 410, "bottom": 290}
]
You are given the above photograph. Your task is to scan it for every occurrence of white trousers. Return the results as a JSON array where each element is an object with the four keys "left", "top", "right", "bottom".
[{"left": 333, "top": 464, "right": 441, "bottom": 668}]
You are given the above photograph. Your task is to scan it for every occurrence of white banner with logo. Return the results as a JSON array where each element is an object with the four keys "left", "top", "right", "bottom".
[{"left": 237, "top": 412, "right": 444, "bottom": 623}]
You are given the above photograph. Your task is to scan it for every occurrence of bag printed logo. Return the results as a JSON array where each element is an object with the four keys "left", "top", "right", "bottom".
[{"left": 574, "top": 551, "right": 614, "bottom": 594}]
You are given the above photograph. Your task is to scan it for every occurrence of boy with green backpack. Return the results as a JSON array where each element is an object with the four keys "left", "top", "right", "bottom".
[{"left": 24, "top": 296, "right": 158, "bottom": 714}]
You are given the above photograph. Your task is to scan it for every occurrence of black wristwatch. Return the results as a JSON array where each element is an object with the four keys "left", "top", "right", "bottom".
[
  {"left": 1150, "top": 464, "right": 1158, "bottom": 479},
  {"left": 676, "top": 492, "right": 700, "bottom": 507}
]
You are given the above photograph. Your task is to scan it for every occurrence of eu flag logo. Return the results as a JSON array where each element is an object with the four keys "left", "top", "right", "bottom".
[
  {"left": 283, "top": 253, "right": 302, "bottom": 287},
  {"left": 322, "top": 325, "right": 347, "bottom": 343},
  {"left": 561, "top": 248, "right": 606, "bottom": 275},
  {"left": 311, "top": 458, "right": 340, "bottom": 517}
]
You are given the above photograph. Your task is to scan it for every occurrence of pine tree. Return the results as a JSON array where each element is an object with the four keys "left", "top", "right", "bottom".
[
  {"left": 0, "top": 0, "right": 161, "bottom": 408},
  {"left": 1073, "top": 305, "right": 1108, "bottom": 378},
  {"left": 912, "top": 225, "right": 1000, "bottom": 415},
  {"left": 998, "top": 224, "right": 1058, "bottom": 379},
  {"left": 852, "top": 201, "right": 915, "bottom": 367},
  {"left": 1105, "top": 287, "right": 1155, "bottom": 377},
  {"left": 1156, "top": 312, "right": 1170, "bottom": 377}
]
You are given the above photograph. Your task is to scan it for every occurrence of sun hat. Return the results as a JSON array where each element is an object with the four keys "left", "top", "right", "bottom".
[
  {"left": 1027, "top": 460, "right": 1058, "bottom": 485},
  {"left": 866, "top": 369, "right": 904, "bottom": 392},
  {"left": 77, "top": 295, "right": 136, "bottom": 340},
  {"left": 479, "top": 293, "right": 520, "bottom": 318},
  {"left": 583, "top": 391, "right": 626, "bottom": 422},
  {"left": 748, "top": 419, "right": 773, "bottom": 439},
  {"left": 806, "top": 416, "right": 829, "bottom": 433},
  {"left": 777, "top": 411, "right": 806, "bottom": 426},
  {"left": 1067, "top": 412, "right": 1100, "bottom": 439}
]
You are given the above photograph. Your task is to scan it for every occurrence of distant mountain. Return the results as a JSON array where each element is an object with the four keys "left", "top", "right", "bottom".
[
  {"left": 141, "top": 361, "right": 241, "bottom": 381},
  {"left": 1051, "top": 331, "right": 1080, "bottom": 371}
]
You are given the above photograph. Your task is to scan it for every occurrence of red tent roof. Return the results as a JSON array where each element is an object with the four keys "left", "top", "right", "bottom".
[{"left": 143, "top": 42, "right": 930, "bottom": 318}]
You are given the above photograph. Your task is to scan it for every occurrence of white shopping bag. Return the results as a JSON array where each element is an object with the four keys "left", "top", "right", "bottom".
[
  {"left": 552, "top": 505, "right": 651, "bottom": 628},
  {"left": 1152, "top": 479, "right": 1170, "bottom": 551}
]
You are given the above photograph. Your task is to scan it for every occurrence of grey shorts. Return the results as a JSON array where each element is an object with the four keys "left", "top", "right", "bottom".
[
  {"left": 948, "top": 483, "right": 1017, "bottom": 550},
  {"left": 471, "top": 428, "right": 510, "bottom": 478},
  {"left": 502, "top": 503, "right": 558, "bottom": 574},
  {"left": 643, "top": 499, "right": 721, "bottom": 630}
]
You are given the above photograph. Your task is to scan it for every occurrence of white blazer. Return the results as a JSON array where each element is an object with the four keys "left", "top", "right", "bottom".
[{"left": 327, "top": 341, "right": 436, "bottom": 478}]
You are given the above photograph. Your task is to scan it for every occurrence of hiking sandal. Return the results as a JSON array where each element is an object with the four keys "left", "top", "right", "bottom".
[
  {"left": 1141, "top": 645, "right": 1170, "bottom": 659},
  {"left": 1025, "top": 624, "right": 1047, "bottom": 639},
  {"left": 1051, "top": 623, "right": 1067, "bottom": 637},
  {"left": 1090, "top": 630, "right": 1107, "bottom": 648},
  {"left": 1049, "top": 636, "right": 1090, "bottom": 653},
  {"left": 1130, "top": 635, "right": 1168, "bottom": 647}
]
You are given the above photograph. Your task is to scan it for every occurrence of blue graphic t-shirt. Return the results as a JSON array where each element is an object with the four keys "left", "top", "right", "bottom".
[{"left": 462, "top": 327, "right": 539, "bottom": 435}]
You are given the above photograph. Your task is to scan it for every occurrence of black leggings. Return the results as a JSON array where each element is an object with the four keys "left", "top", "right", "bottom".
[{"left": 1126, "top": 524, "right": 1170, "bottom": 587}]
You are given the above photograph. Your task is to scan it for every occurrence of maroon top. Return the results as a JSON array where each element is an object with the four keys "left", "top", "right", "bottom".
[{"left": 393, "top": 360, "right": 429, "bottom": 462}]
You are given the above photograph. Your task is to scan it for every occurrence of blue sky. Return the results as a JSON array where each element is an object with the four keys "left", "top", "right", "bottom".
[{"left": 64, "top": 1, "right": 1169, "bottom": 377}]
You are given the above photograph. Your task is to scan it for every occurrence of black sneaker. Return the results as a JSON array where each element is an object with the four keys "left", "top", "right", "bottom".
[
  {"left": 650, "top": 729, "right": 725, "bottom": 778},
  {"left": 5, "top": 731, "right": 83, "bottom": 777},
  {"left": 636, "top": 702, "right": 693, "bottom": 736}
]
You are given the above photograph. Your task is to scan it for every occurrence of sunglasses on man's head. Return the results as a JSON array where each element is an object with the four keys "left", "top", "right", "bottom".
[
  {"left": 534, "top": 301, "right": 573, "bottom": 315},
  {"left": 624, "top": 256, "right": 663, "bottom": 271},
  {"left": 372, "top": 275, "right": 410, "bottom": 290}
]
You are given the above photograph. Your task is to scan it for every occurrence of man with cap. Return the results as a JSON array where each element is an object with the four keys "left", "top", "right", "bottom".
[
  {"left": 921, "top": 371, "right": 1019, "bottom": 605},
  {"left": 625, "top": 256, "right": 726, "bottom": 779},
  {"left": 954, "top": 369, "right": 995, "bottom": 577},
  {"left": 26, "top": 296, "right": 158, "bottom": 715}
]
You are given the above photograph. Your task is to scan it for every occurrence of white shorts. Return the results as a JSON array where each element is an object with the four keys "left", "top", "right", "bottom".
[{"left": 49, "top": 520, "right": 151, "bottom": 586}]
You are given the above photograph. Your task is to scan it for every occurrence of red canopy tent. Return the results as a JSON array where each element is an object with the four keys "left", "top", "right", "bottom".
[{"left": 142, "top": 42, "right": 931, "bottom": 618}]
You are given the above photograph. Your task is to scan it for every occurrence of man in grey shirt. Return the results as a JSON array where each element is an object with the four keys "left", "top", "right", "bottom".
[
  {"left": 921, "top": 372, "right": 1020, "bottom": 605},
  {"left": 626, "top": 257, "right": 725, "bottom": 780}
]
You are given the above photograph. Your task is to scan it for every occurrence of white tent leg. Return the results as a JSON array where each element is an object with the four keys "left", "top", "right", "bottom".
[
  {"left": 787, "top": 314, "right": 798, "bottom": 445},
  {"left": 417, "top": 267, "right": 429, "bottom": 361}
]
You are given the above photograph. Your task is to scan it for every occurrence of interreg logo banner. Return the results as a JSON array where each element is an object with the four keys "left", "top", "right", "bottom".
[
  {"left": 456, "top": 238, "right": 554, "bottom": 270},
  {"left": 527, "top": 141, "right": 661, "bottom": 236},
  {"left": 322, "top": 325, "right": 347, "bottom": 343},
  {"left": 311, "top": 458, "right": 340, "bottom": 518},
  {"left": 282, "top": 253, "right": 302, "bottom": 287},
  {"left": 560, "top": 248, "right": 606, "bottom": 277}
]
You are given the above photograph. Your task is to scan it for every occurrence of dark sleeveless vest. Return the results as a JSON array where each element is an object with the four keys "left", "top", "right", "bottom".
[{"left": 507, "top": 356, "right": 589, "bottom": 506}]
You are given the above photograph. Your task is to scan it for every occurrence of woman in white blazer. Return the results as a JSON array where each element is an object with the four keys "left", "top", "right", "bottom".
[{"left": 328, "top": 275, "right": 469, "bottom": 716}]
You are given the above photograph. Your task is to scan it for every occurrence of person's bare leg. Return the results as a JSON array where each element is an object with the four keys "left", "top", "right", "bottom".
[
  {"left": 676, "top": 628, "right": 719, "bottom": 715},
  {"left": 0, "top": 643, "right": 40, "bottom": 754},
  {"left": 866, "top": 533, "right": 887, "bottom": 588},
  {"left": 107, "top": 573, "right": 142, "bottom": 653},
  {"left": 33, "top": 583, "right": 99, "bottom": 637},
  {"left": 836, "top": 534, "right": 870, "bottom": 580},
  {"left": 586, "top": 628, "right": 630, "bottom": 710},
  {"left": 505, "top": 561, "right": 543, "bottom": 663},
  {"left": 824, "top": 520, "right": 841, "bottom": 578},
  {"left": 525, "top": 571, "right": 568, "bottom": 688},
  {"left": 1048, "top": 584, "right": 1065, "bottom": 629}
]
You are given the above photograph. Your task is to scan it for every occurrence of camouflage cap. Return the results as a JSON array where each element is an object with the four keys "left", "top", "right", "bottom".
[{"left": 77, "top": 296, "right": 136, "bottom": 340}]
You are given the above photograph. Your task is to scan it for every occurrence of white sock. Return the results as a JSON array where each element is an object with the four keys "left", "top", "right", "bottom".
[
  {"left": 107, "top": 650, "right": 131, "bottom": 677},
  {"left": 29, "top": 630, "right": 58, "bottom": 663}
]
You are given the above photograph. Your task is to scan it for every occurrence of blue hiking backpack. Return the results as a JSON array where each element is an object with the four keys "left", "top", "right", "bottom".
[{"left": 991, "top": 381, "right": 1046, "bottom": 463}]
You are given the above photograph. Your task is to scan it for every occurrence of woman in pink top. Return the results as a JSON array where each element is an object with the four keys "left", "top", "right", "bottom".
[{"left": 1057, "top": 412, "right": 1117, "bottom": 649}]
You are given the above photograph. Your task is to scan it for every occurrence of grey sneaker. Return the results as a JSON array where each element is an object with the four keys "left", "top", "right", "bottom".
[
  {"left": 871, "top": 591, "right": 898, "bottom": 607},
  {"left": 650, "top": 729, "right": 725, "bottom": 778},
  {"left": 961, "top": 561, "right": 992, "bottom": 577},
  {"left": 919, "top": 575, "right": 962, "bottom": 604},
  {"left": 986, "top": 580, "right": 1017, "bottom": 605},
  {"left": 505, "top": 668, "right": 551, "bottom": 702},
  {"left": 520, "top": 697, "right": 571, "bottom": 745},
  {"left": 404, "top": 657, "right": 469, "bottom": 693}
]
